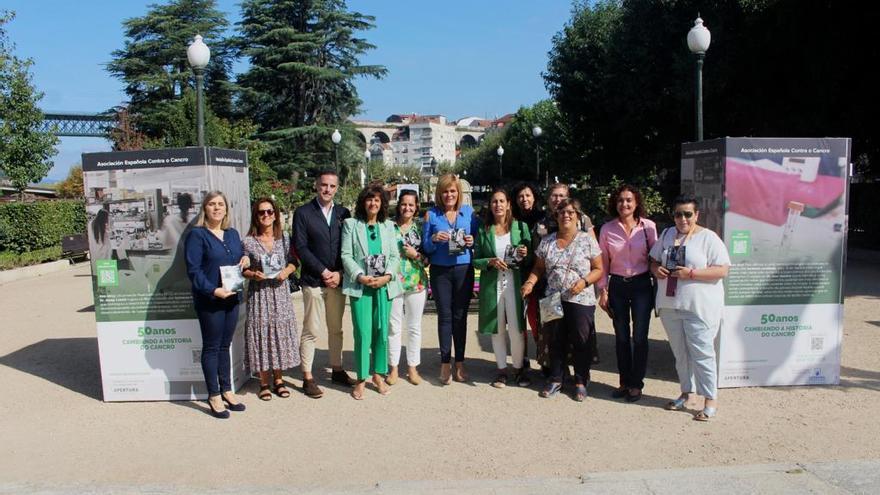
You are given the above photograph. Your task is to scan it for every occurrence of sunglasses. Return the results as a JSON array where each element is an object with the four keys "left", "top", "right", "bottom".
[
  {"left": 558, "top": 209, "right": 578, "bottom": 217},
  {"left": 368, "top": 224, "right": 377, "bottom": 240},
  {"left": 673, "top": 211, "right": 695, "bottom": 219},
  {"left": 258, "top": 209, "right": 275, "bottom": 217}
]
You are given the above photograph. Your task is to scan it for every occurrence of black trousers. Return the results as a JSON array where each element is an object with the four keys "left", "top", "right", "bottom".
[
  {"left": 608, "top": 274, "right": 653, "bottom": 389},
  {"left": 548, "top": 303, "right": 596, "bottom": 385}
]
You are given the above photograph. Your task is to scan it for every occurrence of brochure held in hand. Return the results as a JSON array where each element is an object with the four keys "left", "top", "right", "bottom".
[{"left": 220, "top": 265, "right": 245, "bottom": 292}]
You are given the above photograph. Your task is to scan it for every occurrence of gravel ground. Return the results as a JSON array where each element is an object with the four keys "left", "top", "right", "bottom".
[{"left": 0, "top": 257, "right": 877, "bottom": 491}]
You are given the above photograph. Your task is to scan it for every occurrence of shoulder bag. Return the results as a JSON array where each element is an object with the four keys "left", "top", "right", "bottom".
[{"left": 538, "top": 235, "right": 578, "bottom": 323}]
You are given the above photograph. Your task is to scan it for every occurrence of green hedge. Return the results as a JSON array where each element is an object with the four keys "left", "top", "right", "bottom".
[
  {"left": 0, "top": 246, "right": 62, "bottom": 270},
  {"left": 0, "top": 200, "right": 87, "bottom": 253}
]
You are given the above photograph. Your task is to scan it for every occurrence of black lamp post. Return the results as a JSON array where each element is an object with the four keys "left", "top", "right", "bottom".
[
  {"left": 687, "top": 16, "right": 711, "bottom": 142},
  {"left": 532, "top": 125, "right": 543, "bottom": 186},
  {"left": 331, "top": 129, "right": 342, "bottom": 171},
  {"left": 186, "top": 35, "right": 210, "bottom": 147},
  {"left": 496, "top": 145, "right": 504, "bottom": 180}
]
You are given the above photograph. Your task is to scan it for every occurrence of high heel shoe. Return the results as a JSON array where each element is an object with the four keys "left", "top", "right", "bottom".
[
  {"left": 207, "top": 398, "right": 230, "bottom": 419},
  {"left": 440, "top": 363, "right": 452, "bottom": 385},
  {"left": 222, "top": 393, "right": 246, "bottom": 412},
  {"left": 453, "top": 363, "right": 468, "bottom": 382}
]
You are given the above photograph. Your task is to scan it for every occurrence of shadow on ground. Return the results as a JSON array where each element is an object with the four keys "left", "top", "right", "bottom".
[
  {"left": 0, "top": 337, "right": 102, "bottom": 401},
  {"left": 839, "top": 365, "right": 880, "bottom": 391}
]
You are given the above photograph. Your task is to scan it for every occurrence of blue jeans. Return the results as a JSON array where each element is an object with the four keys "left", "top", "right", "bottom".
[
  {"left": 659, "top": 308, "right": 719, "bottom": 399},
  {"left": 429, "top": 264, "right": 474, "bottom": 363},
  {"left": 196, "top": 303, "right": 239, "bottom": 396},
  {"left": 608, "top": 274, "right": 653, "bottom": 389}
]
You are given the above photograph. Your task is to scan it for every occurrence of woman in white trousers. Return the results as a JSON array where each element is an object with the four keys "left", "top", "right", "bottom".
[{"left": 387, "top": 189, "right": 429, "bottom": 385}]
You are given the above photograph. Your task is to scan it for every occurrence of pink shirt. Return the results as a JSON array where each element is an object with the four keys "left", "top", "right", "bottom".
[{"left": 597, "top": 217, "right": 658, "bottom": 290}]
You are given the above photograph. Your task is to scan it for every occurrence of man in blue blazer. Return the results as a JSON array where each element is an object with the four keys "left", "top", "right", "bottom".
[{"left": 292, "top": 169, "right": 354, "bottom": 398}]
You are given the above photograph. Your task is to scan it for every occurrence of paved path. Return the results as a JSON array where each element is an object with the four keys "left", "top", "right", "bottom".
[
  {"left": 1, "top": 259, "right": 878, "bottom": 492},
  {"left": 2, "top": 460, "right": 879, "bottom": 494}
]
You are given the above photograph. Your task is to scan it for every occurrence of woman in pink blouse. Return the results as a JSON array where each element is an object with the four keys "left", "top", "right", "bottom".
[{"left": 597, "top": 185, "right": 657, "bottom": 402}]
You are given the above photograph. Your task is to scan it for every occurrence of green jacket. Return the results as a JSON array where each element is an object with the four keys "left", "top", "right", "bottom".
[
  {"left": 341, "top": 218, "right": 403, "bottom": 300},
  {"left": 473, "top": 219, "right": 532, "bottom": 335}
]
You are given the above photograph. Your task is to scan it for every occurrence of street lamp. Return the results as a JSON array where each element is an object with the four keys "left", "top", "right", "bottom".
[
  {"left": 187, "top": 34, "right": 210, "bottom": 147},
  {"left": 363, "top": 149, "right": 371, "bottom": 182},
  {"left": 687, "top": 15, "right": 711, "bottom": 141},
  {"left": 496, "top": 145, "right": 505, "bottom": 180},
  {"left": 532, "top": 125, "right": 543, "bottom": 186},
  {"left": 331, "top": 129, "right": 342, "bottom": 171}
]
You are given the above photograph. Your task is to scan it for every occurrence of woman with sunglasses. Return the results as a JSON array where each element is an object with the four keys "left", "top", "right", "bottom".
[
  {"left": 597, "top": 184, "right": 658, "bottom": 403},
  {"left": 387, "top": 189, "right": 428, "bottom": 386},
  {"left": 649, "top": 196, "right": 730, "bottom": 421},
  {"left": 522, "top": 198, "right": 603, "bottom": 401},
  {"left": 341, "top": 184, "right": 402, "bottom": 399},
  {"left": 241, "top": 198, "right": 301, "bottom": 401}
]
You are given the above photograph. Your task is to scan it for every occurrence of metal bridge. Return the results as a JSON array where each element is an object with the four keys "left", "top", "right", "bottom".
[{"left": 38, "top": 112, "right": 114, "bottom": 138}]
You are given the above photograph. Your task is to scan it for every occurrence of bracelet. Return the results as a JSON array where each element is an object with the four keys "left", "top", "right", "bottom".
[
  {"left": 688, "top": 268, "right": 695, "bottom": 280},
  {"left": 523, "top": 280, "right": 535, "bottom": 286}
]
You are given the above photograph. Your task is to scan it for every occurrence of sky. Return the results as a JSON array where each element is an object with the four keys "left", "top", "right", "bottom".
[{"left": 3, "top": 0, "right": 575, "bottom": 181}]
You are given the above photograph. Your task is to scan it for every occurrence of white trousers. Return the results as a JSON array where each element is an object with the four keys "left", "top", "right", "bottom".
[
  {"left": 388, "top": 289, "right": 427, "bottom": 367},
  {"left": 492, "top": 271, "right": 524, "bottom": 370},
  {"left": 659, "top": 308, "right": 720, "bottom": 399}
]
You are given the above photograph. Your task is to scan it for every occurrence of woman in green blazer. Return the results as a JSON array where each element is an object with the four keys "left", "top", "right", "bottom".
[
  {"left": 474, "top": 187, "right": 532, "bottom": 388},
  {"left": 341, "top": 184, "right": 402, "bottom": 400}
]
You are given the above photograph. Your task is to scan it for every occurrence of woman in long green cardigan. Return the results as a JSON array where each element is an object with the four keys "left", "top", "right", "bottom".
[
  {"left": 341, "top": 184, "right": 402, "bottom": 400},
  {"left": 474, "top": 188, "right": 532, "bottom": 388}
]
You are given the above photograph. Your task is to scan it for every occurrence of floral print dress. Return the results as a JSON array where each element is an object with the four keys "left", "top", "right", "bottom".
[{"left": 243, "top": 235, "right": 301, "bottom": 372}]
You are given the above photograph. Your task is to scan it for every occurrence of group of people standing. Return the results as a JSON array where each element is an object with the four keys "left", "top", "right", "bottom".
[{"left": 184, "top": 170, "right": 730, "bottom": 423}]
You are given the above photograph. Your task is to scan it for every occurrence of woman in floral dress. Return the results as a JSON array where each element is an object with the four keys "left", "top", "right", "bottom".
[{"left": 241, "top": 197, "right": 301, "bottom": 400}]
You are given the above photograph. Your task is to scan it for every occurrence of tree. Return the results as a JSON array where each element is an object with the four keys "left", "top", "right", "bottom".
[
  {"left": 0, "top": 12, "right": 59, "bottom": 199},
  {"left": 236, "top": 0, "right": 387, "bottom": 178},
  {"left": 107, "top": 0, "right": 234, "bottom": 139},
  {"left": 56, "top": 165, "right": 84, "bottom": 198},
  {"left": 544, "top": 1, "right": 880, "bottom": 188},
  {"left": 457, "top": 100, "right": 570, "bottom": 188}
]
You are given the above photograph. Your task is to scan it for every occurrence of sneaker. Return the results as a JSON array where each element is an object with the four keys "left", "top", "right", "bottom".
[
  {"left": 491, "top": 372, "right": 508, "bottom": 388},
  {"left": 331, "top": 369, "right": 356, "bottom": 387},
  {"left": 302, "top": 379, "right": 324, "bottom": 399},
  {"left": 514, "top": 370, "right": 532, "bottom": 387}
]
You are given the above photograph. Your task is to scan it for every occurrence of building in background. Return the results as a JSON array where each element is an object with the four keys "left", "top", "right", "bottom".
[{"left": 353, "top": 113, "right": 492, "bottom": 176}]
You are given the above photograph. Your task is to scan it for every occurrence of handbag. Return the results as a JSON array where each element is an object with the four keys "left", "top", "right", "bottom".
[
  {"left": 539, "top": 291, "right": 564, "bottom": 323},
  {"left": 538, "top": 235, "right": 578, "bottom": 323}
]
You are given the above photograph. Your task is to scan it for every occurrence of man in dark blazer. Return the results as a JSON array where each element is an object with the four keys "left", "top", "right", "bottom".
[{"left": 292, "top": 169, "right": 354, "bottom": 398}]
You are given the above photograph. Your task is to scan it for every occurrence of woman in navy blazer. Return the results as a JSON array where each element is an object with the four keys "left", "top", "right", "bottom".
[
  {"left": 422, "top": 173, "right": 478, "bottom": 384},
  {"left": 185, "top": 191, "right": 250, "bottom": 419}
]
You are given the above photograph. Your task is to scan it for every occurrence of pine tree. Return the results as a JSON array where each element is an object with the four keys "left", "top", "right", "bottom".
[
  {"left": 236, "top": 0, "right": 386, "bottom": 178},
  {"left": 107, "top": 0, "right": 234, "bottom": 139}
]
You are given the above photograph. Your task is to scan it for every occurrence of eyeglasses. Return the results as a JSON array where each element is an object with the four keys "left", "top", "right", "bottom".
[
  {"left": 558, "top": 209, "right": 577, "bottom": 217},
  {"left": 368, "top": 224, "right": 377, "bottom": 240},
  {"left": 673, "top": 211, "right": 694, "bottom": 219},
  {"left": 258, "top": 209, "right": 275, "bottom": 217}
]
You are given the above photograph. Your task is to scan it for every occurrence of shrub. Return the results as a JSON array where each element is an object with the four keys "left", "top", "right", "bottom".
[
  {"left": 0, "top": 246, "right": 62, "bottom": 270},
  {"left": 0, "top": 200, "right": 87, "bottom": 253}
]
